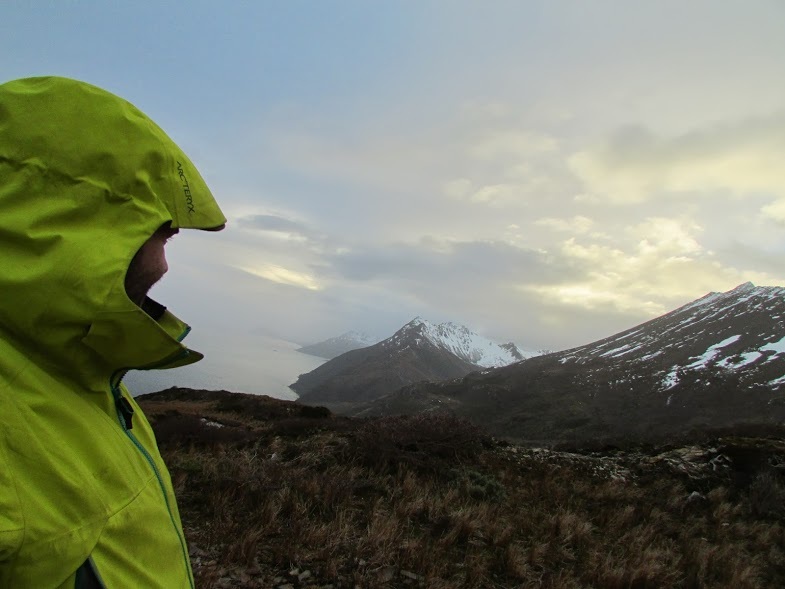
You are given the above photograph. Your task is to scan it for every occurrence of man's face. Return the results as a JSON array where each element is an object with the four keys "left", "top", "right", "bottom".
[{"left": 124, "top": 223, "right": 179, "bottom": 305}]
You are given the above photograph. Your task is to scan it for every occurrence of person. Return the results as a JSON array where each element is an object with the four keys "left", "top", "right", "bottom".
[{"left": 0, "top": 76, "right": 226, "bottom": 588}]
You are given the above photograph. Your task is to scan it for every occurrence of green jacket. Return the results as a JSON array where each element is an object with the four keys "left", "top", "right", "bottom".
[{"left": 0, "top": 77, "right": 226, "bottom": 588}]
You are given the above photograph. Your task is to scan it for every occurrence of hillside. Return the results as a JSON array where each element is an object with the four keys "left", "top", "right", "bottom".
[
  {"left": 291, "top": 336, "right": 478, "bottom": 404},
  {"left": 350, "top": 284, "right": 785, "bottom": 444},
  {"left": 139, "top": 388, "right": 785, "bottom": 589}
]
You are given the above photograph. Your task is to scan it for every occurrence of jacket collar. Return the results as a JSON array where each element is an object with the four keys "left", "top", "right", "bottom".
[{"left": 81, "top": 297, "right": 203, "bottom": 388}]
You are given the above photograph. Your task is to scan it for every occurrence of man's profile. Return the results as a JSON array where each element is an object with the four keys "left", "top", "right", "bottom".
[
  {"left": 125, "top": 223, "right": 180, "bottom": 306},
  {"left": 0, "top": 76, "right": 226, "bottom": 588}
]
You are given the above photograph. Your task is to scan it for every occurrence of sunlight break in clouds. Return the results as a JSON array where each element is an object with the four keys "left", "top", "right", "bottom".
[
  {"left": 237, "top": 264, "right": 322, "bottom": 291},
  {"left": 568, "top": 113, "right": 785, "bottom": 213},
  {"left": 628, "top": 217, "right": 704, "bottom": 257},
  {"left": 523, "top": 283, "right": 666, "bottom": 317},
  {"left": 521, "top": 216, "right": 781, "bottom": 316},
  {"left": 761, "top": 200, "right": 785, "bottom": 225}
]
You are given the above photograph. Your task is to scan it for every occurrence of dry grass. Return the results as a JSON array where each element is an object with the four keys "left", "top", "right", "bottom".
[{"left": 140, "top": 390, "right": 785, "bottom": 588}]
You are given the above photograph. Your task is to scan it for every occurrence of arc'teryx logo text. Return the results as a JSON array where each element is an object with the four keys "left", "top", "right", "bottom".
[{"left": 176, "top": 161, "right": 195, "bottom": 214}]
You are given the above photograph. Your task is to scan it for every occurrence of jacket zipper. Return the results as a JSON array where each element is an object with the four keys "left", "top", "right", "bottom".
[{"left": 110, "top": 341, "right": 195, "bottom": 589}]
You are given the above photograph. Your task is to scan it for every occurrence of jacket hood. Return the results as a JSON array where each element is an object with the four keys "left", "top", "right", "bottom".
[{"left": 0, "top": 76, "right": 227, "bottom": 386}]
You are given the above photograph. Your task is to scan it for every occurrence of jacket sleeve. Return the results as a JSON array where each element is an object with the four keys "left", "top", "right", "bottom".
[{"left": 0, "top": 432, "right": 24, "bottom": 583}]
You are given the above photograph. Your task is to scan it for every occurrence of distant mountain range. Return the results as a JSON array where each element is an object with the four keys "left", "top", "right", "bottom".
[
  {"left": 291, "top": 317, "right": 532, "bottom": 404},
  {"left": 297, "top": 331, "right": 381, "bottom": 360},
  {"left": 319, "top": 283, "right": 785, "bottom": 444}
]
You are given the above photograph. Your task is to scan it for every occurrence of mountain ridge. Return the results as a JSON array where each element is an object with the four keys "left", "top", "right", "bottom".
[
  {"left": 291, "top": 317, "right": 529, "bottom": 404},
  {"left": 348, "top": 283, "right": 785, "bottom": 443},
  {"left": 297, "top": 331, "right": 381, "bottom": 360},
  {"left": 381, "top": 317, "right": 531, "bottom": 367}
]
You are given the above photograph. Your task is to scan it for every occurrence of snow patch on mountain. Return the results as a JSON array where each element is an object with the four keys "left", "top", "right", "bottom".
[
  {"left": 391, "top": 317, "right": 536, "bottom": 368},
  {"left": 562, "top": 283, "right": 785, "bottom": 399},
  {"left": 363, "top": 283, "right": 785, "bottom": 442},
  {"left": 761, "top": 336, "right": 785, "bottom": 355},
  {"left": 683, "top": 335, "right": 741, "bottom": 371}
]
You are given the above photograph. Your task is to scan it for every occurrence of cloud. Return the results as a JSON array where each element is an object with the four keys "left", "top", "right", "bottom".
[
  {"left": 237, "top": 214, "right": 317, "bottom": 241},
  {"left": 440, "top": 178, "right": 518, "bottom": 204},
  {"left": 535, "top": 215, "right": 594, "bottom": 234},
  {"left": 263, "top": 105, "right": 573, "bottom": 219},
  {"left": 442, "top": 176, "right": 566, "bottom": 207},
  {"left": 469, "top": 183, "right": 518, "bottom": 205},
  {"left": 627, "top": 217, "right": 703, "bottom": 257},
  {"left": 442, "top": 178, "right": 473, "bottom": 200},
  {"left": 232, "top": 69, "right": 785, "bottom": 351},
  {"left": 325, "top": 238, "right": 570, "bottom": 286},
  {"left": 236, "top": 263, "right": 322, "bottom": 291},
  {"left": 568, "top": 113, "right": 785, "bottom": 208},
  {"left": 468, "top": 130, "right": 559, "bottom": 160},
  {"left": 311, "top": 237, "right": 590, "bottom": 348},
  {"left": 521, "top": 216, "right": 782, "bottom": 315},
  {"left": 761, "top": 199, "right": 785, "bottom": 224},
  {"left": 523, "top": 283, "right": 667, "bottom": 317},
  {"left": 239, "top": 214, "right": 308, "bottom": 233}
]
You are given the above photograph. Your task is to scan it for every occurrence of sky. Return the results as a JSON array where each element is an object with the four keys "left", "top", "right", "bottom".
[{"left": 4, "top": 1, "right": 785, "bottom": 357}]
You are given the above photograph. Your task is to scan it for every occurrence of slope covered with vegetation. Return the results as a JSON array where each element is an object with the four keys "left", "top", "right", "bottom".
[{"left": 140, "top": 388, "right": 785, "bottom": 588}]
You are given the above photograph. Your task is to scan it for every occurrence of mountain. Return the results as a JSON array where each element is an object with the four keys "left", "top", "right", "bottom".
[
  {"left": 291, "top": 317, "right": 530, "bottom": 404},
  {"left": 297, "top": 331, "right": 381, "bottom": 360},
  {"left": 351, "top": 283, "right": 785, "bottom": 444},
  {"left": 397, "top": 317, "right": 533, "bottom": 367}
]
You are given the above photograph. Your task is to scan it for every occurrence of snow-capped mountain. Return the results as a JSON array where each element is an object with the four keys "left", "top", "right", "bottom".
[
  {"left": 291, "top": 317, "right": 528, "bottom": 404},
  {"left": 382, "top": 317, "right": 533, "bottom": 368},
  {"left": 297, "top": 331, "right": 381, "bottom": 360},
  {"left": 352, "top": 283, "right": 785, "bottom": 444},
  {"left": 560, "top": 282, "right": 785, "bottom": 394}
]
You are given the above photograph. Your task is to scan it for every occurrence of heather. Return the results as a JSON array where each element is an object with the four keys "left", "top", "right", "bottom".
[{"left": 140, "top": 389, "right": 785, "bottom": 588}]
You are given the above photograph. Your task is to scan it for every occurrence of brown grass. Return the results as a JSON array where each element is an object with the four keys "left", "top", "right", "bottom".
[{"left": 140, "top": 391, "right": 785, "bottom": 588}]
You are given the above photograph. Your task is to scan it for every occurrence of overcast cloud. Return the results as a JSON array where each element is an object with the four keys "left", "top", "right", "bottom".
[{"left": 4, "top": 1, "right": 785, "bottom": 374}]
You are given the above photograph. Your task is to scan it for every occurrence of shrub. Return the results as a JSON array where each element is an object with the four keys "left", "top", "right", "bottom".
[
  {"left": 748, "top": 470, "right": 785, "bottom": 519},
  {"left": 151, "top": 413, "right": 256, "bottom": 448},
  {"left": 347, "top": 414, "right": 489, "bottom": 475},
  {"left": 143, "top": 391, "right": 785, "bottom": 588},
  {"left": 450, "top": 468, "right": 506, "bottom": 501}
]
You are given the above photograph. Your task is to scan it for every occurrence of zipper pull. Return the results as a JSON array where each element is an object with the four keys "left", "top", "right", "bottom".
[{"left": 116, "top": 395, "right": 135, "bottom": 430}]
